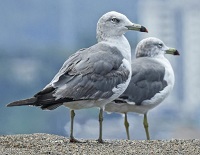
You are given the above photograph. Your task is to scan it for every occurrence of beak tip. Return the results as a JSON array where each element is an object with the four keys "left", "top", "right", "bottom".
[
  {"left": 140, "top": 26, "right": 148, "bottom": 33},
  {"left": 174, "top": 50, "right": 180, "bottom": 55}
]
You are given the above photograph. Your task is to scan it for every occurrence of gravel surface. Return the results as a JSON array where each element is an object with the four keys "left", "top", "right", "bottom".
[{"left": 0, "top": 133, "right": 200, "bottom": 155}]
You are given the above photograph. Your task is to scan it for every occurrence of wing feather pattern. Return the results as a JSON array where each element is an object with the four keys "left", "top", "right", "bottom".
[
  {"left": 7, "top": 42, "right": 130, "bottom": 110},
  {"left": 118, "top": 57, "right": 167, "bottom": 105}
]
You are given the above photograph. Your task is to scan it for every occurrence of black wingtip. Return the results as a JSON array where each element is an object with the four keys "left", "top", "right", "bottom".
[
  {"left": 140, "top": 26, "right": 148, "bottom": 33},
  {"left": 6, "top": 104, "right": 12, "bottom": 107},
  {"left": 6, "top": 97, "right": 37, "bottom": 107},
  {"left": 6, "top": 101, "right": 19, "bottom": 107}
]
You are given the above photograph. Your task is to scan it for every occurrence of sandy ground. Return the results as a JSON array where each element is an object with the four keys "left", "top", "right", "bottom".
[{"left": 0, "top": 133, "right": 200, "bottom": 155}]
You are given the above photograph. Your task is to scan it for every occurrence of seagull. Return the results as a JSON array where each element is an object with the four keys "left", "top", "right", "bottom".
[
  {"left": 7, "top": 11, "right": 148, "bottom": 143},
  {"left": 105, "top": 37, "right": 179, "bottom": 140}
]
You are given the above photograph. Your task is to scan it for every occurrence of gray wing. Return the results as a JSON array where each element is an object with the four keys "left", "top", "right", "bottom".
[
  {"left": 7, "top": 42, "right": 130, "bottom": 110},
  {"left": 118, "top": 57, "right": 167, "bottom": 105},
  {"left": 45, "top": 42, "right": 130, "bottom": 100}
]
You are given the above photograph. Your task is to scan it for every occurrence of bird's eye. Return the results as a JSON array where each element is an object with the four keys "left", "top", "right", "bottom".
[
  {"left": 158, "top": 43, "right": 163, "bottom": 48},
  {"left": 111, "top": 17, "right": 120, "bottom": 23}
]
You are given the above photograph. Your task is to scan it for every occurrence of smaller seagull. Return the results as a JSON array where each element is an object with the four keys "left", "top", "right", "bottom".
[
  {"left": 6, "top": 11, "right": 148, "bottom": 143},
  {"left": 105, "top": 37, "right": 180, "bottom": 140}
]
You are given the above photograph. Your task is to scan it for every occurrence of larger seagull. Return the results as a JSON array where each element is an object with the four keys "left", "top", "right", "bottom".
[
  {"left": 105, "top": 37, "right": 179, "bottom": 140},
  {"left": 7, "top": 11, "right": 148, "bottom": 143}
]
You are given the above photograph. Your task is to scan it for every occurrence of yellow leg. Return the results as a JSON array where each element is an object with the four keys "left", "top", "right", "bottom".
[
  {"left": 97, "top": 108, "right": 104, "bottom": 143},
  {"left": 69, "top": 110, "right": 82, "bottom": 143},
  {"left": 143, "top": 113, "right": 150, "bottom": 140},
  {"left": 124, "top": 113, "right": 130, "bottom": 140}
]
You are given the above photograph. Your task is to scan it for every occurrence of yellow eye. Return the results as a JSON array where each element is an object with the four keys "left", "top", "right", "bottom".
[{"left": 111, "top": 17, "right": 120, "bottom": 23}]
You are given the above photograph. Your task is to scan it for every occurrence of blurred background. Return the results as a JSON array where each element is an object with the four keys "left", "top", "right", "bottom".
[{"left": 1, "top": 0, "right": 200, "bottom": 140}]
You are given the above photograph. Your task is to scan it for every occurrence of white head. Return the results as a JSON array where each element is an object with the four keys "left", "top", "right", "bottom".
[
  {"left": 135, "top": 37, "right": 179, "bottom": 58},
  {"left": 97, "top": 11, "right": 147, "bottom": 42}
]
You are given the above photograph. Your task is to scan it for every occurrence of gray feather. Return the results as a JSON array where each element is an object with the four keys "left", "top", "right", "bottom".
[
  {"left": 119, "top": 57, "right": 167, "bottom": 105},
  {"left": 52, "top": 42, "right": 130, "bottom": 100}
]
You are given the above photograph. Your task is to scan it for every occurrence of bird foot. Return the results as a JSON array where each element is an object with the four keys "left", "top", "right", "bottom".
[
  {"left": 97, "top": 138, "right": 105, "bottom": 143},
  {"left": 70, "top": 137, "right": 85, "bottom": 143}
]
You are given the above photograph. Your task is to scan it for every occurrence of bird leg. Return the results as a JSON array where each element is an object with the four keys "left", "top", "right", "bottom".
[
  {"left": 97, "top": 108, "right": 104, "bottom": 143},
  {"left": 69, "top": 110, "right": 82, "bottom": 143},
  {"left": 143, "top": 113, "right": 150, "bottom": 140},
  {"left": 124, "top": 112, "right": 130, "bottom": 140}
]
